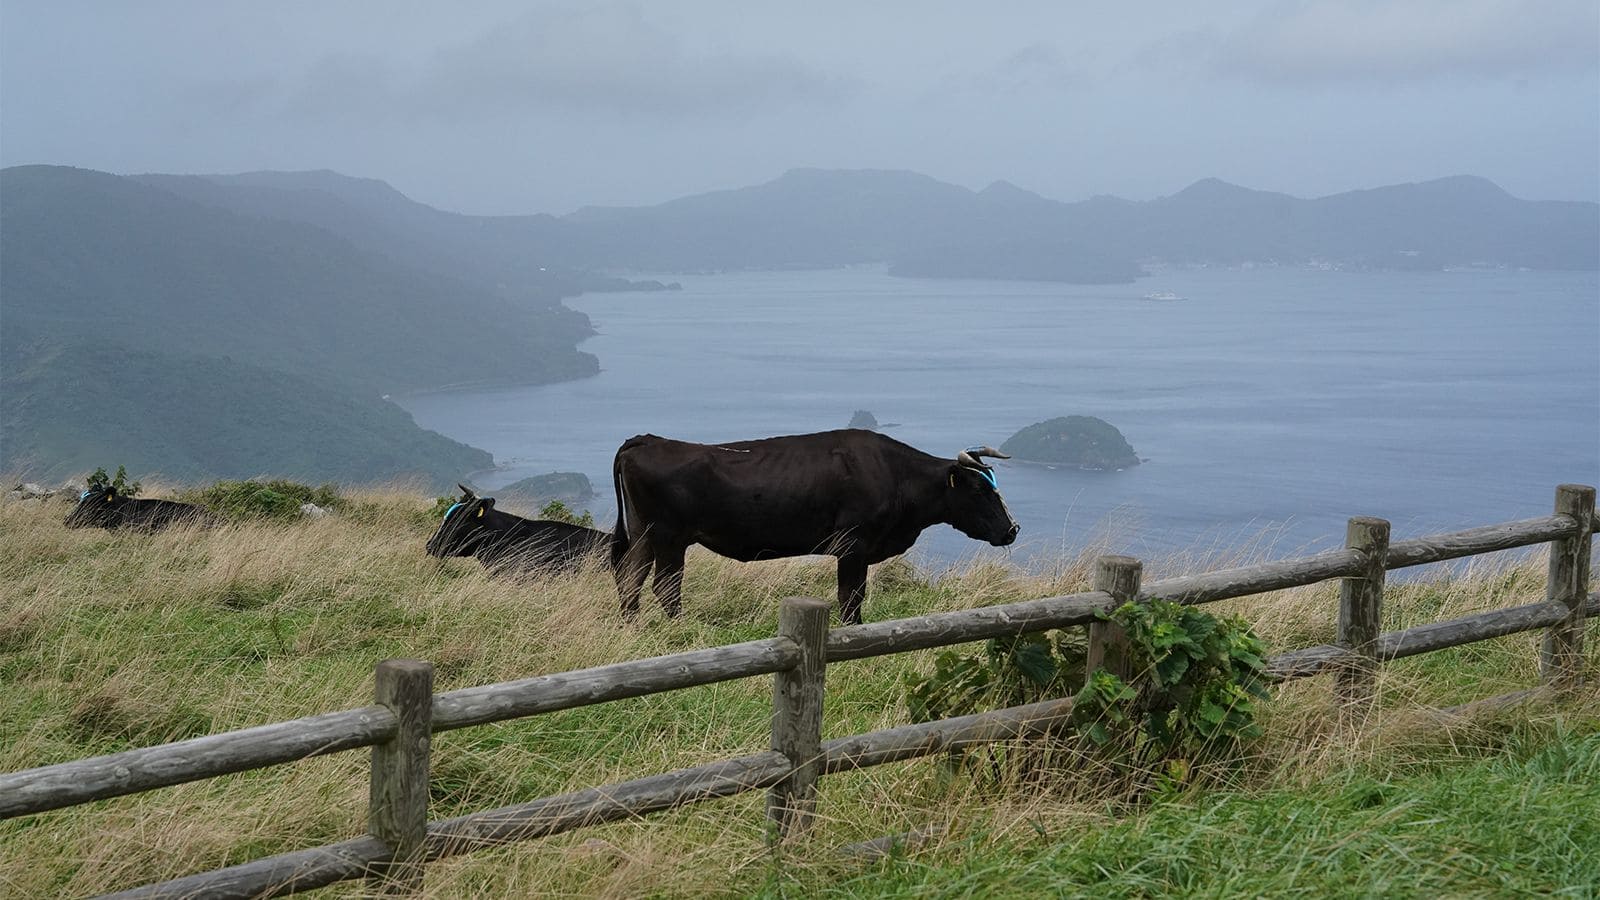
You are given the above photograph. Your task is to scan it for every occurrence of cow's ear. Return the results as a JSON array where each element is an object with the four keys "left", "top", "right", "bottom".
[
  {"left": 104, "top": 488, "right": 116, "bottom": 500},
  {"left": 482, "top": 498, "right": 496, "bottom": 509}
]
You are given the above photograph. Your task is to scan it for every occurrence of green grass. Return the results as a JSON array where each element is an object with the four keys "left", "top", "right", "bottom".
[{"left": 0, "top": 488, "right": 1595, "bottom": 898}]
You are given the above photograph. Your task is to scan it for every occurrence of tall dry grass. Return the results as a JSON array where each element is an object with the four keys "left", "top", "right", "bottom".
[{"left": 0, "top": 487, "right": 1595, "bottom": 897}]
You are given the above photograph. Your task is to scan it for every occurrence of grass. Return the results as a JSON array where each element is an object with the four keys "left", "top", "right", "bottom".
[{"left": 0, "top": 486, "right": 1596, "bottom": 898}]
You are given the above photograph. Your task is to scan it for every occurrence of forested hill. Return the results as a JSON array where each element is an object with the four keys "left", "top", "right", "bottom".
[
  {"left": 2, "top": 166, "right": 595, "bottom": 394},
  {"left": 0, "top": 165, "right": 596, "bottom": 487}
]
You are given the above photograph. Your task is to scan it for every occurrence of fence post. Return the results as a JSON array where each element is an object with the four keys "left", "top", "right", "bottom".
[
  {"left": 1086, "top": 555, "right": 1144, "bottom": 680},
  {"left": 768, "top": 596, "right": 829, "bottom": 839},
  {"left": 368, "top": 659, "right": 434, "bottom": 894},
  {"left": 1336, "top": 517, "right": 1390, "bottom": 712},
  {"left": 1541, "top": 484, "right": 1594, "bottom": 687}
]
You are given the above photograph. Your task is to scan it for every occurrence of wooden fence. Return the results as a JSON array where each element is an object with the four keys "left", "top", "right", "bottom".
[{"left": 1, "top": 484, "right": 1593, "bottom": 899}]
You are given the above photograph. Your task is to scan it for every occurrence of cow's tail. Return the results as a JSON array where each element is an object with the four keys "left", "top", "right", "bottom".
[{"left": 610, "top": 446, "right": 631, "bottom": 572}]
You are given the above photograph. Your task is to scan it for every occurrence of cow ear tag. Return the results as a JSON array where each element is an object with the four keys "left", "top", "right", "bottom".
[
  {"left": 948, "top": 473, "right": 955, "bottom": 488},
  {"left": 476, "top": 507, "right": 484, "bottom": 518}
]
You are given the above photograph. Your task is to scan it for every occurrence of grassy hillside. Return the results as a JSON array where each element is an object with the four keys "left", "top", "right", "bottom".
[
  {"left": 1, "top": 490, "right": 1594, "bottom": 897},
  {"left": 0, "top": 342, "right": 490, "bottom": 486}
]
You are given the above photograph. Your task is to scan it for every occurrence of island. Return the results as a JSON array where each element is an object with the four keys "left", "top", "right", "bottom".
[
  {"left": 498, "top": 471, "right": 595, "bottom": 503},
  {"left": 848, "top": 410, "right": 879, "bottom": 430},
  {"left": 1000, "top": 416, "right": 1140, "bottom": 470}
]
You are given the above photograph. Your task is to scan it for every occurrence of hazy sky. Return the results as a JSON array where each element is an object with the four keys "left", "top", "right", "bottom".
[{"left": 2, "top": 1, "right": 1596, "bottom": 214}]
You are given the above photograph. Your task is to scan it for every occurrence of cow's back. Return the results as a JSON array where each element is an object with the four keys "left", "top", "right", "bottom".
[{"left": 616, "top": 429, "right": 930, "bottom": 558}]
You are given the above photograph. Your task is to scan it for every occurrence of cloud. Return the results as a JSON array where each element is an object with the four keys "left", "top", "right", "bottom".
[
  {"left": 276, "top": 4, "right": 853, "bottom": 124},
  {"left": 1167, "top": 0, "right": 1599, "bottom": 84}
]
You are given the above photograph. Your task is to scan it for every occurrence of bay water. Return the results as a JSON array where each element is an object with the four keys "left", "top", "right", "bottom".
[{"left": 399, "top": 266, "right": 1598, "bottom": 571}]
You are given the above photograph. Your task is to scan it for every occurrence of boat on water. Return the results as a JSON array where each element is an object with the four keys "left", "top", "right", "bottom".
[{"left": 1141, "top": 290, "right": 1186, "bottom": 301}]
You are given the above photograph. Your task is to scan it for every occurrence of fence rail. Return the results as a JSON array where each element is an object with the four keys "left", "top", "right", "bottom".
[{"left": 2, "top": 485, "right": 1592, "bottom": 899}]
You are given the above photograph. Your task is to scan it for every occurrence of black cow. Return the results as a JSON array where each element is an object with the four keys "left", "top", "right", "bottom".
[
  {"left": 64, "top": 487, "right": 218, "bottom": 531},
  {"left": 425, "top": 485, "right": 612, "bottom": 577},
  {"left": 611, "top": 429, "right": 1019, "bottom": 624}
]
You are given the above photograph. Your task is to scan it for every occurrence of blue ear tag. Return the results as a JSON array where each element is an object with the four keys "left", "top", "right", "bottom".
[{"left": 443, "top": 502, "right": 463, "bottom": 519}]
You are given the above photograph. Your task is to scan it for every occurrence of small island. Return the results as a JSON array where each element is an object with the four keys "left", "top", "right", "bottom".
[
  {"left": 848, "top": 410, "right": 879, "bottom": 430},
  {"left": 1000, "top": 416, "right": 1140, "bottom": 470},
  {"left": 498, "top": 471, "right": 595, "bottom": 503}
]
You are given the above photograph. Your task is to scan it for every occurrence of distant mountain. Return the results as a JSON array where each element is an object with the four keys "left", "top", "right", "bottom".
[
  {"left": 134, "top": 170, "right": 662, "bottom": 298},
  {"left": 0, "top": 165, "right": 601, "bottom": 487},
  {"left": 2, "top": 165, "right": 596, "bottom": 394},
  {"left": 1, "top": 340, "right": 490, "bottom": 485},
  {"left": 547, "top": 169, "right": 1598, "bottom": 276}
]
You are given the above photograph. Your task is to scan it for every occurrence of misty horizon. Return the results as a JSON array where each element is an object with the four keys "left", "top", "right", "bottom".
[
  {"left": 2, "top": 1, "right": 1596, "bottom": 215},
  {"left": 16, "top": 162, "right": 1589, "bottom": 220}
]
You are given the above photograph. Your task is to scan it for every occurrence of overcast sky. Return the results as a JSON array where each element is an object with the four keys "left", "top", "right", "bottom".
[{"left": 2, "top": 1, "right": 1596, "bottom": 214}]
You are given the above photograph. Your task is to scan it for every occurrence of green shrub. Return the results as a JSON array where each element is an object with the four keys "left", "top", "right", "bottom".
[
  {"left": 905, "top": 600, "right": 1268, "bottom": 790},
  {"left": 85, "top": 465, "right": 141, "bottom": 497},
  {"left": 183, "top": 479, "right": 343, "bottom": 521},
  {"left": 538, "top": 499, "right": 595, "bottom": 528}
]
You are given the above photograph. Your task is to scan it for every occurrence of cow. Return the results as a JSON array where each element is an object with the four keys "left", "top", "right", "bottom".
[
  {"left": 64, "top": 487, "right": 219, "bottom": 531},
  {"left": 425, "top": 485, "right": 612, "bottom": 577},
  {"left": 610, "top": 429, "right": 1019, "bottom": 624}
]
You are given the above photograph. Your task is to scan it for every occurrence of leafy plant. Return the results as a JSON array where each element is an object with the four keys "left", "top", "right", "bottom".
[
  {"left": 86, "top": 465, "right": 140, "bottom": 497},
  {"left": 538, "top": 499, "right": 595, "bottom": 529},
  {"left": 1071, "top": 600, "right": 1270, "bottom": 768},
  {"left": 904, "top": 599, "right": 1269, "bottom": 790},
  {"left": 183, "top": 479, "right": 343, "bottom": 521},
  {"left": 907, "top": 631, "right": 1088, "bottom": 724}
]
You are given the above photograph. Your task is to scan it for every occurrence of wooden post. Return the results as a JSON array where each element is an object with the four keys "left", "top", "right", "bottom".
[
  {"left": 768, "top": 596, "right": 829, "bottom": 838},
  {"left": 368, "top": 659, "right": 434, "bottom": 894},
  {"left": 1086, "top": 555, "right": 1143, "bottom": 680},
  {"left": 1541, "top": 484, "right": 1594, "bottom": 686},
  {"left": 1336, "top": 517, "right": 1390, "bottom": 711}
]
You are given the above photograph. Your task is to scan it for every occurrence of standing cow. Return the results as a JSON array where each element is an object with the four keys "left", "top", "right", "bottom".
[{"left": 611, "top": 429, "right": 1019, "bottom": 624}]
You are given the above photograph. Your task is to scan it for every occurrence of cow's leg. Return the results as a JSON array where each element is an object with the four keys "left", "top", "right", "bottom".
[
  {"left": 837, "top": 555, "right": 869, "bottom": 625},
  {"left": 615, "top": 536, "right": 653, "bottom": 620},
  {"left": 652, "top": 543, "right": 687, "bottom": 618}
]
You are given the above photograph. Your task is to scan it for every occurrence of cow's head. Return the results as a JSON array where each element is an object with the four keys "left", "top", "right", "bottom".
[
  {"left": 426, "top": 484, "right": 500, "bottom": 558},
  {"left": 943, "top": 446, "right": 1020, "bottom": 546},
  {"left": 64, "top": 486, "right": 126, "bottom": 529}
]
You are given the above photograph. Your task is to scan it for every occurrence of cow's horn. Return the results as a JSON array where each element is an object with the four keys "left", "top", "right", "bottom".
[
  {"left": 958, "top": 446, "right": 1011, "bottom": 468},
  {"left": 457, "top": 483, "right": 476, "bottom": 499}
]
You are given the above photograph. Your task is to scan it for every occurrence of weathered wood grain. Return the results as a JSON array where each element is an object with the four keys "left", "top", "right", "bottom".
[
  {"left": 430, "top": 637, "right": 800, "bottom": 731},
  {"left": 1265, "top": 598, "right": 1585, "bottom": 682},
  {"left": 100, "top": 835, "right": 392, "bottom": 899},
  {"left": 826, "top": 591, "right": 1111, "bottom": 662},
  {"left": 1085, "top": 556, "right": 1142, "bottom": 680},
  {"left": 1337, "top": 518, "right": 1390, "bottom": 707},
  {"left": 822, "top": 696, "right": 1078, "bottom": 773},
  {"left": 767, "top": 597, "right": 829, "bottom": 837},
  {"left": 0, "top": 705, "right": 396, "bottom": 820},
  {"left": 1264, "top": 644, "right": 1352, "bottom": 682},
  {"left": 425, "top": 751, "right": 794, "bottom": 856},
  {"left": 1380, "top": 600, "right": 1571, "bottom": 660},
  {"left": 367, "top": 659, "right": 433, "bottom": 894},
  {"left": 1385, "top": 515, "right": 1580, "bottom": 569},
  {"left": 1139, "top": 548, "right": 1365, "bottom": 606},
  {"left": 108, "top": 752, "right": 796, "bottom": 898},
  {"left": 1541, "top": 485, "right": 1594, "bottom": 685}
]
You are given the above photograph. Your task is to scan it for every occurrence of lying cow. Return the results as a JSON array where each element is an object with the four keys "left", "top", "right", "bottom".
[
  {"left": 611, "top": 429, "right": 1019, "bottom": 624},
  {"left": 64, "top": 486, "right": 218, "bottom": 531},
  {"left": 425, "top": 485, "right": 612, "bottom": 576}
]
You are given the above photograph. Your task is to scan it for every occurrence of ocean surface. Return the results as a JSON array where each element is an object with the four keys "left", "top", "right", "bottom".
[{"left": 399, "top": 266, "right": 1599, "bottom": 571}]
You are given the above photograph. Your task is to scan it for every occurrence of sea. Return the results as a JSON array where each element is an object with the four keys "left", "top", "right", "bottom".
[{"left": 398, "top": 266, "right": 1599, "bottom": 572}]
